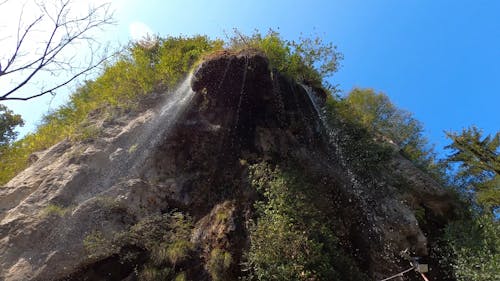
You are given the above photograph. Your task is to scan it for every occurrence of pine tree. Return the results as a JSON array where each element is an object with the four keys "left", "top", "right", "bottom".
[{"left": 446, "top": 126, "right": 500, "bottom": 210}]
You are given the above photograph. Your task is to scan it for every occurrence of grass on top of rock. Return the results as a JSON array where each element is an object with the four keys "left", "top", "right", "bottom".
[{"left": 226, "top": 29, "right": 342, "bottom": 91}]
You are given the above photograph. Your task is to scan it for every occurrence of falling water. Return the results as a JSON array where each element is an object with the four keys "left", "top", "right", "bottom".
[
  {"left": 129, "top": 72, "right": 197, "bottom": 171},
  {"left": 233, "top": 57, "right": 249, "bottom": 129},
  {"left": 303, "top": 85, "right": 428, "bottom": 266},
  {"left": 301, "top": 84, "right": 363, "bottom": 194},
  {"left": 78, "top": 73, "right": 197, "bottom": 200}
]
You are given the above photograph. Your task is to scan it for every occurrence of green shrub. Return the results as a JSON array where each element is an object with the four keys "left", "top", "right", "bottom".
[
  {"left": 174, "top": 272, "right": 187, "bottom": 281},
  {"left": 83, "top": 230, "right": 120, "bottom": 260},
  {"left": 207, "top": 248, "right": 233, "bottom": 281},
  {"left": 332, "top": 88, "right": 446, "bottom": 179},
  {"left": 128, "top": 143, "right": 138, "bottom": 154},
  {"left": 0, "top": 105, "right": 24, "bottom": 147},
  {"left": 81, "top": 211, "right": 194, "bottom": 279},
  {"left": 165, "top": 239, "right": 194, "bottom": 266},
  {"left": 244, "top": 163, "right": 367, "bottom": 281},
  {"left": 227, "top": 29, "right": 342, "bottom": 91},
  {"left": 125, "top": 211, "right": 194, "bottom": 278},
  {"left": 40, "top": 204, "right": 70, "bottom": 217},
  {"left": 323, "top": 96, "right": 394, "bottom": 174},
  {"left": 443, "top": 213, "right": 500, "bottom": 281},
  {"left": 139, "top": 265, "right": 173, "bottom": 281}
]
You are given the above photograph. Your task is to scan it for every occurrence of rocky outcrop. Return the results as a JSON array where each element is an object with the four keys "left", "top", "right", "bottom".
[{"left": 0, "top": 50, "right": 456, "bottom": 281}]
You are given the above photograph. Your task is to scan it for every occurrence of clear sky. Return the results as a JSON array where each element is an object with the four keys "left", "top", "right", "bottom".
[{"left": 2, "top": 0, "right": 499, "bottom": 158}]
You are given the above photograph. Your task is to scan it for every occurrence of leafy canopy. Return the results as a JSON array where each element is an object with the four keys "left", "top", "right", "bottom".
[
  {"left": 337, "top": 88, "right": 438, "bottom": 171},
  {"left": 446, "top": 126, "right": 500, "bottom": 209},
  {"left": 0, "top": 105, "right": 24, "bottom": 147},
  {"left": 443, "top": 212, "right": 500, "bottom": 281}
]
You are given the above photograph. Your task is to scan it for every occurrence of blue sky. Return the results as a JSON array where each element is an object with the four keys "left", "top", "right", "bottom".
[{"left": 2, "top": 0, "right": 499, "bottom": 158}]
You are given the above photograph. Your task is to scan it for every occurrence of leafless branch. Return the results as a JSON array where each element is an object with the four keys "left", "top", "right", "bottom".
[{"left": 0, "top": 0, "right": 114, "bottom": 101}]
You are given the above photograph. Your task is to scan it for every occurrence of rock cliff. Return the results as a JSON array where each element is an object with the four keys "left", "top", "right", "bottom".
[{"left": 0, "top": 50, "right": 456, "bottom": 281}]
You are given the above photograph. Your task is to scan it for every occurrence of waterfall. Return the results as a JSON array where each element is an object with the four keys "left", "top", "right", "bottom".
[
  {"left": 301, "top": 85, "right": 362, "bottom": 193},
  {"left": 234, "top": 56, "right": 248, "bottom": 129},
  {"left": 79, "top": 73, "right": 197, "bottom": 200},
  {"left": 130, "top": 72, "right": 196, "bottom": 170}
]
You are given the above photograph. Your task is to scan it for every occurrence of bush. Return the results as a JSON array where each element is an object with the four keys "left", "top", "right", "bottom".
[
  {"left": 244, "top": 163, "right": 366, "bottom": 281},
  {"left": 322, "top": 96, "right": 394, "bottom": 174},
  {"left": 82, "top": 211, "right": 195, "bottom": 280},
  {"left": 83, "top": 230, "right": 120, "bottom": 260},
  {"left": 207, "top": 248, "right": 232, "bottom": 281},
  {"left": 227, "top": 29, "right": 342, "bottom": 91},
  {"left": 40, "top": 204, "right": 70, "bottom": 217},
  {"left": 443, "top": 213, "right": 500, "bottom": 281},
  {"left": 334, "top": 88, "right": 438, "bottom": 169},
  {"left": 139, "top": 265, "right": 173, "bottom": 281},
  {"left": 164, "top": 239, "right": 194, "bottom": 266},
  {"left": 127, "top": 211, "right": 194, "bottom": 278}
]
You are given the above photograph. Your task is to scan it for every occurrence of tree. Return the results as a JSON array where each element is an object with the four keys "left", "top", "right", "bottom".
[
  {"left": 442, "top": 126, "right": 500, "bottom": 280},
  {"left": 0, "top": 0, "right": 113, "bottom": 101},
  {"left": 0, "top": 105, "right": 24, "bottom": 147},
  {"left": 446, "top": 126, "right": 500, "bottom": 210},
  {"left": 339, "top": 88, "right": 435, "bottom": 168}
]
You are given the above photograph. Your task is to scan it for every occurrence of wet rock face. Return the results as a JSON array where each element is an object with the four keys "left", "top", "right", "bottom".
[
  {"left": 0, "top": 51, "right": 456, "bottom": 281},
  {"left": 191, "top": 50, "right": 274, "bottom": 154},
  {"left": 189, "top": 50, "right": 324, "bottom": 157}
]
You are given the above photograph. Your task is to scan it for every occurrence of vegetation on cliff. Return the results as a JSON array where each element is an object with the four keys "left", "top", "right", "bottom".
[
  {"left": 0, "top": 30, "right": 343, "bottom": 185},
  {"left": 0, "top": 36, "right": 223, "bottom": 184},
  {"left": 0, "top": 31, "right": 498, "bottom": 281},
  {"left": 245, "top": 163, "right": 367, "bottom": 281}
]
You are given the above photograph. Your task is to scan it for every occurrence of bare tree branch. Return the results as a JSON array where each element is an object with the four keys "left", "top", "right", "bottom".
[
  {"left": 3, "top": 53, "right": 111, "bottom": 101},
  {"left": 0, "top": 0, "right": 114, "bottom": 101}
]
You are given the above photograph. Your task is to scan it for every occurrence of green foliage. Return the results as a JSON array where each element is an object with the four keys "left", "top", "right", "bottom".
[
  {"left": 323, "top": 96, "right": 394, "bottom": 173},
  {"left": 128, "top": 143, "right": 138, "bottom": 154},
  {"left": 207, "top": 248, "right": 233, "bottom": 281},
  {"left": 338, "top": 88, "right": 438, "bottom": 170},
  {"left": 227, "top": 29, "right": 342, "bottom": 90},
  {"left": 446, "top": 126, "right": 500, "bottom": 210},
  {"left": 164, "top": 239, "right": 193, "bottom": 266},
  {"left": 244, "top": 163, "right": 366, "bottom": 281},
  {"left": 94, "top": 196, "right": 128, "bottom": 213},
  {"left": 40, "top": 204, "right": 70, "bottom": 217},
  {"left": 443, "top": 213, "right": 500, "bottom": 281},
  {"left": 83, "top": 230, "right": 120, "bottom": 260},
  {"left": 125, "top": 211, "right": 194, "bottom": 279},
  {"left": 174, "top": 272, "right": 187, "bottom": 281},
  {"left": 0, "top": 35, "right": 222, "bottom": 185},
  {"left": 82, "top": 211, "right": 194, "bottom": 280},
  {"left": 0, "top": 105, "right": 24, "bottom": 147},
  {"left": 139, "top": 265, "right": 174, "bottom": 281}
]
